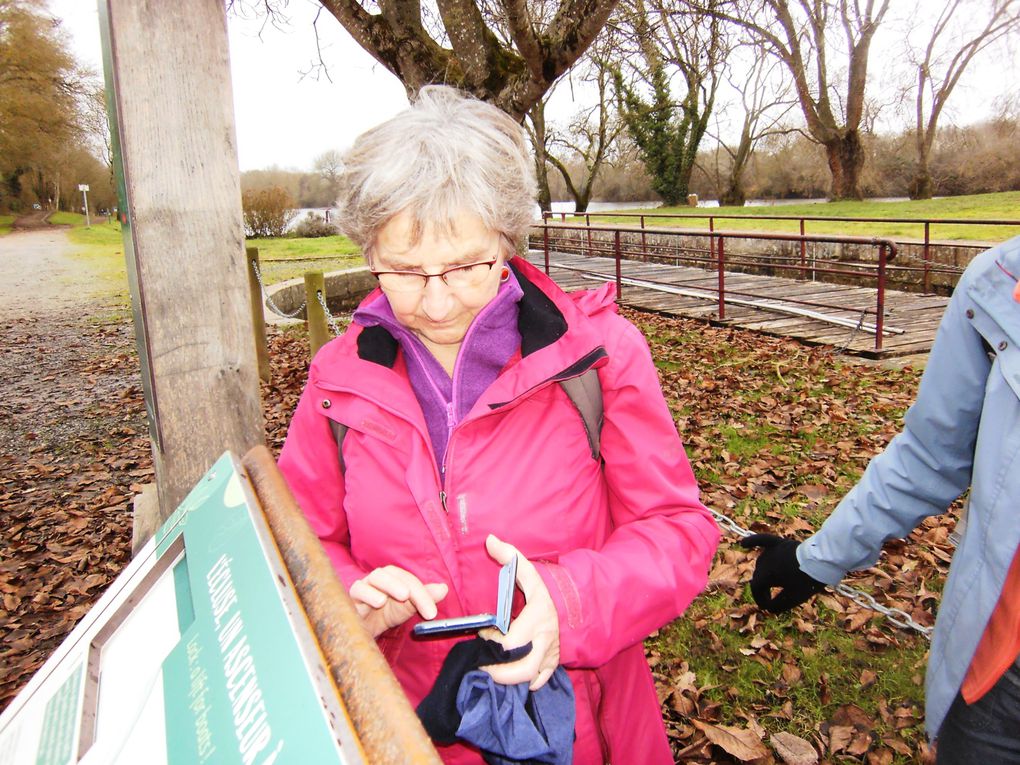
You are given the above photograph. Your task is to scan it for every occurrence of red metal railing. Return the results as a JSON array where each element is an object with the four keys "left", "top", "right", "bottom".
[
  {"left": 542, "top": 210, "right": 1020, "bottom": 293},
  {"left": 535, "top": 222, "right": 899, "bottom": 350}
]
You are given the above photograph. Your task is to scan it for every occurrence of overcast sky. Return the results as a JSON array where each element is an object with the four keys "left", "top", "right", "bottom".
[{"left": 48, "top": 1, "right": 1015, "bottom": 174}]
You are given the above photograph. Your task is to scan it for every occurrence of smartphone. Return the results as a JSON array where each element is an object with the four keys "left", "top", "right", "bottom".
[{"left": 413, "top": 556, "right": 517, "bottom": 637}]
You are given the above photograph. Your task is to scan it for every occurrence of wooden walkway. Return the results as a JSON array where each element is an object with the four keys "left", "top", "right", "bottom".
[{"left": 526, "top": 251, "right": 951, "bottom": 358}]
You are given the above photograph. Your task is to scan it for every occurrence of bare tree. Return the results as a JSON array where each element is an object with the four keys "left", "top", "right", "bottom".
[
  {"left": 236, "top": 0, "right": 622, "bottom": 120},
  {"left": 713, "top": 0, "right": 891, "bottom": 200},
  {"left": 905, "top": 0, "right": 1020, "bottom": 199},
  {"left": 524, "top": 98, "right": 554, "bottom": 210},
  {"left": 539, "top": 31, "right": 625, "bottom": 212},
  {"left": 313, "top": 148, "right": 344, "bottom": 202},
  {"left": 711, "top": 40, "right": 796, "bottom": 205},
  {"left": 614, "top": 0, "right": 730, "bottom": 206}
]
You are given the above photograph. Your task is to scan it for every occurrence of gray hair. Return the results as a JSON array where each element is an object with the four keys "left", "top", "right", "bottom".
[{"left": 334, "top": 86, "right": 537, "bottom": 260}]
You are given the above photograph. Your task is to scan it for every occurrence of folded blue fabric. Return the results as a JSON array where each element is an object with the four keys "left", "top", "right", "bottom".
[{"left": 455, "top": 666, "right": 574, "bottom": 765}]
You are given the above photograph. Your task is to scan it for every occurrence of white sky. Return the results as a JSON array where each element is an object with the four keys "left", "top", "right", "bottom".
[{"left": 48, "top": 1, "right": 1014, "bottom": 174}]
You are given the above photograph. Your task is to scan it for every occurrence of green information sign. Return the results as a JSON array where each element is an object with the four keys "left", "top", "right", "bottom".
[{"left": 0, "top": 453, "right": 363, "bottom": 765}]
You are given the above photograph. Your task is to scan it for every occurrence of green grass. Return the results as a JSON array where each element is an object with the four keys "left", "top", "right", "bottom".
[
  {"left": 0, "top": 214, "right": 13, "bottom": 235},
  {"left": 654, "top": 609, "right": 929, "bottom": 758},
  {"left": 580, "top": 190, "right": 1020, "bottom": 243},
  {"left": 65, "top": 221, "right": 131, "bottom": 308},
  {"left": 49, "top": 211, "right": 87, "bottom": 226},
  {"left": 247, "top": 235, "right": 363, "bottom": 284}
]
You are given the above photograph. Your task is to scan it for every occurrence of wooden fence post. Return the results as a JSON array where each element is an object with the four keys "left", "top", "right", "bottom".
[
  {"left": 99, "top": 0, "right": 264, "bottom": 534},
  {"left": 247, "top": 247, "right": 271, "bottom": 383},
  {"left": 305, "top": 271, "right": 329, "bottom": 359}
]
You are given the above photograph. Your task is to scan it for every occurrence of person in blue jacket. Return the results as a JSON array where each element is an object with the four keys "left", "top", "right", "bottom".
[{"left": 742, "top": 235, "right": 1020, "bottom": 764}]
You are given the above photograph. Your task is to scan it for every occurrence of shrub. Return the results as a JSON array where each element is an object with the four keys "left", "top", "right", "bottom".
[
  {"left": 242, "top": 186, "right": 296, "bottom": 238},
  {"left": 291, "top": 212, "right": 339, "bottom": 238}
]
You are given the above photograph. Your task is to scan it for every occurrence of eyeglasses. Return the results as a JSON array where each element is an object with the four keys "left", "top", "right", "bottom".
[{"left": 371, "top": 259, "right": 499, "bottom": 293}]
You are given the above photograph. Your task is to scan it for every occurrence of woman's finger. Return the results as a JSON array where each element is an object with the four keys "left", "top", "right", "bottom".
[
  {"left": 481, "top": 651, "right": 542, "bottom": 686},
  {"left": 364, "top": 566, "right": 412, "bottom": 601},
  {"left": 349, "top": 578, "right": 389, "bottom": 609},
  {"left": 528, "top": 665, "right": 555, "bottom": 692}
]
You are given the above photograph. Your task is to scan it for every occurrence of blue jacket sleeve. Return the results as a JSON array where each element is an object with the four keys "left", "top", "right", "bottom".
[{"left": 797, "top": 266, "right": 992, "bottom": 585}]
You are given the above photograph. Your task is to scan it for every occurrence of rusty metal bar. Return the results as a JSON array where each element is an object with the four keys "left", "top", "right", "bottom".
[
  {"left": 876, "top": 244, "right": 887, "bottom": 351},
  {"left": 543, "top": 225, "right": 550, "bottom": 274},
  {"left": 717, "top": 237, "right": 726, "bottom": 321},
  {"left": 614, "top": 230, "right": 622, "bottom": 298},
  {"left": 799, "top": 219, "right": 806, "bottom": 273},
  {"left": 240, "top": 446, "right": 442, "bottom": 765},
  {"left": 923, "top": 221, "right": 931, "bottom": 293},
  {"left": 552, "top": 211, "right": 1020, "bottom": 227}
]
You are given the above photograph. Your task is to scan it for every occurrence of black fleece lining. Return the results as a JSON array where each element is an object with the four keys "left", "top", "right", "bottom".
[
  {"left": 510, "top": 261, "right": 568, "bottom": 357},
  {"left": 355, "top": 264, "right": 568, "bottom": 365},
  {"left": 357, "top": 325, "right": 399, "bottom": 367}
]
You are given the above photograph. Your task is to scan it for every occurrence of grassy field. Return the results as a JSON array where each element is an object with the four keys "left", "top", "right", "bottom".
[
  {"left": 246, "top": 235, "right": 363, "bottom": 284},
  {"left": 49, "top": 211, "right": 87, "bottom": 226},
  {"left": 64, "top": 220, "right": 131, "bottom": 309},
  {"left": 628, "top": 310, "right": 940, "bottom": 762},
  {"left": 0, "top": 214, "right": 13, "bottom": 236},
  {"left": 569, "top": 190, "right": 1020, "bottom": 243}
]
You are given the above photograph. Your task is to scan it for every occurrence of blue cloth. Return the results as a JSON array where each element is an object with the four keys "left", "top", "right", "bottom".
[
  {"left": 455, "top": 667, "right": 575, "bottom": 765},
  {"left": 796, "top": 235, "right": 1020, "bottom": 737}
]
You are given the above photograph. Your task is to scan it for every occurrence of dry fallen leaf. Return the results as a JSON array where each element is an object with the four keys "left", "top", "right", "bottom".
[
  {"left": 692, "top": 719, "right": 769, "bottom": 761},
  {"left": 770, "top": 731, "right": 818, "bottom": 765}
]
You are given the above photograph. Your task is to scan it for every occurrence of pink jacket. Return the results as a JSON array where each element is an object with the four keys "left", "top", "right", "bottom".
[{"left": 278, "top": 258, "right": 719, "bottom": 763}]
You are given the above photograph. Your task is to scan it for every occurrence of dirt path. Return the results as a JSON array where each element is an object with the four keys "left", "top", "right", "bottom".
[
  {"left": 0, "top": 227, "right": 147, "bottom": 710},
  {"left": 0, "top": 228, "right": 103, "bottom": 321}
]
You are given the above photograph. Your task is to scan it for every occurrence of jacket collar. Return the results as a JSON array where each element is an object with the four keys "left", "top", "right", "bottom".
[{"left": 352, "top": 258, "right": 574, "bottom": 368}]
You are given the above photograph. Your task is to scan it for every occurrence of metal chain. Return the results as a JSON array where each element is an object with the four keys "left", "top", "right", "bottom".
[
  {"left": 710, "top": 507, "right": 934, "bottom": 639},
  {"left": 316, "top": 290, "right": 341, "bottom": 335},
  {"left": 251, "top": 258, "right": 306, "bottom": 318},
  {"left": 831, "top": 307, "right": 869, "bottom": 356}
]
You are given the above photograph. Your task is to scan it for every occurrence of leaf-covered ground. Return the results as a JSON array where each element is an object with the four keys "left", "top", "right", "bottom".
[{"left": 0, "top": 307, "right": 953, "bottom": 763}]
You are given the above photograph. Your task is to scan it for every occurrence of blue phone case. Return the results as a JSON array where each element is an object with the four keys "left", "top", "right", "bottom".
[{"left": 412, "top": 556, "right": 517, "bottom": 637}]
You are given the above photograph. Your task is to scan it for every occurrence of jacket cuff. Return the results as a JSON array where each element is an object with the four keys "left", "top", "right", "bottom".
[
  {"left": 796, "top": 538, "right": 848, "bottom": 586},
  {"left": 534, "top": 560, "right": 583, "bottom": 666}
]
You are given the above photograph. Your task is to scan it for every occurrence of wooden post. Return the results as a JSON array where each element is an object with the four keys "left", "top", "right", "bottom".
[
  {"left": 99, "top": 0, "right": 264, "bottom": 535},
  {"left": 247, "top": 247, "right": 271, "bottom": 383},
  {"left": 305, "top": 271, "right": 330, "bottom": 359}
]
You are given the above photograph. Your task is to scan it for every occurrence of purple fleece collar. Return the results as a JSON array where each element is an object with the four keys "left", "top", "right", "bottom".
[{"left": 353, "top": 270, "right": 524, "bottom": 474}]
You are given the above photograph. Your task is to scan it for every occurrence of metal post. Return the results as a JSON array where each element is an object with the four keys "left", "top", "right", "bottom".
[
  {"left": 799, "top": 219, "right": 806, "bottom": 276},
  {"left": 614, "top": 230, "right": 622, "bottom": 298},
  {"left": 543, "top": 226, "right": 550, "bottom": 274},
  {"left": 717, "top": 236, "right": 726, "bottom": 320},
  {"left": 81, "top": 186, "right": 91, "bottom": 227},
  {"left": 876, "top": 244, "right": 887, "bottom": 351},
  {"left": 586, "top": 223, "right": 593, "bottom": 258},
  {"left": 709, "top": 217, "right": 716, "bottom": 271},
  {"left": 640, "top": 215, "right": 647, "bottom": 258},
  {"left": 923, "top": 221, "right": 931, "bottom": 293}
]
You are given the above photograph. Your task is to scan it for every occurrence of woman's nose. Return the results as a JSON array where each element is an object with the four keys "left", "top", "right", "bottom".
[{"left": 420, "top": 275, "right": 453, "bottom": 319}]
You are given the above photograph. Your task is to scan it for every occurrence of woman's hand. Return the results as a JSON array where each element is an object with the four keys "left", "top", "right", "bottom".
[
  {"left": 349, "top": 565, "right": 449, "bottom": 639},
  {"left": 479, "top": 534, "right": 561, "bottom": 691}
]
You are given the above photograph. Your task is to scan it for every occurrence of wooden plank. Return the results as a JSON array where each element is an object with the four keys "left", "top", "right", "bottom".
[{"left": 101, "top": 0, "right": 264, "bottom": 526}]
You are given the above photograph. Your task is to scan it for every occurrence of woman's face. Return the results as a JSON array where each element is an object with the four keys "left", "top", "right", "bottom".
[{"left": 371, "top": 209, "right": 507, "bottom": 355}]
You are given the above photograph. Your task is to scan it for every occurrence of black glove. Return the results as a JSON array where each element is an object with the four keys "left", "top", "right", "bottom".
[{"left": 740, "top": 533, "right": 827, "bottom": 613}]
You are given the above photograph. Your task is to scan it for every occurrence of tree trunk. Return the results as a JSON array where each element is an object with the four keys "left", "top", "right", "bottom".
[
  {"left": 528, "top": 105, "right": 552, "bottom": 212},
  {"left": 824, "top": 130, "right": 865, "bottom": 200},
  {"left": 719, "top": 180, "right": 746, "bottom": 207},
  {"left": 908, "top": 149, "right": 934, "bottom": 199}
]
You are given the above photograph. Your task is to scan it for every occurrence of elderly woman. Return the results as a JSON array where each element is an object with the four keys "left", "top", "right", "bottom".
[{"left": 278, "top": 86, "right": 719, "bottom": 764}]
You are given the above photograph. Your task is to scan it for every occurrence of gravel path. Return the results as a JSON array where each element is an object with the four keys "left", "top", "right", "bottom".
[
  {"left": 0, "top": 226, "right": 146, "bottom": 710},
  {"left": 0, "top": 228, "right": 99, "bottom": 321}
]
